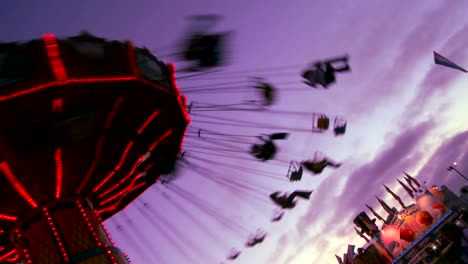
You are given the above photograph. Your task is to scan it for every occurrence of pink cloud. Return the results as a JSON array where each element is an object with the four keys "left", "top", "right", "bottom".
[{"left": 275, "top": 120, "right": 434, "bottom": 262}]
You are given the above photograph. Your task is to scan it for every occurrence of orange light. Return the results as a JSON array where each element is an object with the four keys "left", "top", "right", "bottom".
[
  {"left": 93, "top": 141, "right": 135, "bottom": 192},
  {"left": 43, "top": 34, "right": 68, "bottom": 83},
  {"left": 76, "top": 201, "right": 116, "bottom": 262},
  {"left": 97, "top": 182, "right": 146, "bottom": 214},
  {"left": 0, "top": 77, "right": 136, "bottom": 102},
  {"left": 77, "top": 96, "right": 124, "bottom": 194},
  {"left": 98, "top": 129, "right": 172, "bottom": 199},
  {"left": 126, "top": 41, "right": 141, "bottom": 77},
  {"left": 0, "top": 250, "right": 17, "bottom": 261},
  {"left": 93, "top": 109, "right": 167, "bottom": 193},
  {"left": 55, "top": 148, "right": 63, "bottom": 198},
  {"left": 0, "top": 214, "right": 17, "bottom": 221},
  {"left": 43, "top": 208, "right": 69, "bottom": 262},
  {"left": 137, "top": 110, "right": 160, "bottom": 134},
  {"left": 0, "top": 162, "right": 37, "bottom": 208},
  {"left": 52, "top": 98, "right": 63, "bottom": 112}
]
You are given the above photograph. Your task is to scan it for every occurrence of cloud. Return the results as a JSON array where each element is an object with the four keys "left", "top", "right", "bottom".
[
  {"left": 417, "top": 130, "right": 468, "bottom": 191},
  {"left": 277, "top": 119, "right": 434, "bottom": 263},
  {"left": 282, "top": 127, "right": 468, "bottom": 264},
  {"left": 413, "top": 25, "right": 468, "bottom": 106},
  {"left": 302, "top": 119, "right": 434, "bottom": 227},
  {"left": 343, "top": 1, "right": 468, "bottom": 116},
  {"left": 265, "top": 234, "right": 290, "bottom": 264}
]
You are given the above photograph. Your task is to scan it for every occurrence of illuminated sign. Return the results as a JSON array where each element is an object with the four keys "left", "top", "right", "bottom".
[{"left": 392, "top": 210, "right": 456, "bottom": 264}]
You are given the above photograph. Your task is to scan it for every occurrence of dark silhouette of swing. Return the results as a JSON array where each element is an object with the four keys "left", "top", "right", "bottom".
[
  {"left": 227, "top": 248, "right": 241, "bottom": 260},
  {"left": 312, "top": 114, "right": 347, "bottom": 136},
  {"left": 286, "top": 161, "right": 303, "bottom": 182},
  {"left": 180, "top": 14, "right": 232, "bottom": 71},
  {"left": 312, "top": 113, "right": 330, "bottom": 133},
  {"left": 302, "top": 54, "right": 351, "bottom": 88},
  {"left": 286, "top": 152, "right": 342, "bottom": 181},
  {"left": 245, "top": 229, "right": 267, "bottom": 247},
  {"left": 250, "top": 132, "right": 289, "bottom": 161},
  {"left": 269, "top": 190, "right": 313, "bottom": 209},
  {"left": 302, "top": 152, "right": 342, "bottom": 175},
  {"left": 250, "top": 77, "right": 276, "bottom": 106},
  {"left": 271, "top": 209, "right": 284, "bottom": 222},
  {"left": 333, "top": 117, "right": 347, "bottom": 136}
]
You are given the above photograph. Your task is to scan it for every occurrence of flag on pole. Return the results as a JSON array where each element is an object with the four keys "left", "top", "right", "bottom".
[{"left": 434, "top": 51, "right": 467, "bottom": 73}]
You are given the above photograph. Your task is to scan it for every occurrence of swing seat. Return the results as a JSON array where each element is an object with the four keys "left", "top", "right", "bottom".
[
  {"left": 312, "top": 114, "right": 329, "bottom": 132},
  {"left": 289, "top": 170, "right": 303, "bottom": 182},
  {"left": 333, "top": 117, "right": 347, "bottom": 136},
  {"left": 286, "top": 161, "right": 303, "bottom": 182}
]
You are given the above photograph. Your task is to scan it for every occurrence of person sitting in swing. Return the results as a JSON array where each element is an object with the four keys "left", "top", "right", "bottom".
[
  {"left": 184, "top": 34, "right": 204, "bottom": 61},
  {"left": 302, "top": 55, "right": 350, "bottom": 88},
  {"left": 250, "top": 140, "right": 276, "bottom": 161},
  {"left": 227, "top": 248, "right": 241, "bottom": 260},
  {"left": 184, "top": 34, "right": 224, "bottom": 71},
  {"left": 250, "top": 133, "right": 288, "bottom": 161},
  {"left": 271, "top": 209, "right": 284, "bottom": 222},
  {"left": 302, "top": 62, "right": 325, "bottom": 88},
  {"left": 181, "top": 15, "right": 229, "bottom": 71},
  {"left": 246, "top": 229, "right": 267, "bottom": 247},
  {"left": 270, "top": 190, "right": 313, "bottom": 209},
  {"left": 255, "top": 81, "right": 275, "bottom": 106},
  {"left": 198, "top": 34, "right": 224, "bottom": 68},
  {"left": 333, "top": 123, "right": 346, "bottom": 136},
  {"left": 302, "top": 157, "right": 342, "bottom": 175},
  {"left": 289, "top": 165, "right": 303, "bottom": 182}
]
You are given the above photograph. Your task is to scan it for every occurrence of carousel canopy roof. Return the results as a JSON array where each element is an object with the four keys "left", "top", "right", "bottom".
[{"left": 0, "top": 32, "right": 189, "bottom": 223}]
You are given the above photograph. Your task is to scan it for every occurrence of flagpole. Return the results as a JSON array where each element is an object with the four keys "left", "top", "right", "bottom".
[{"left": 447, "top": 162, "right": 468, "bottom": 182}]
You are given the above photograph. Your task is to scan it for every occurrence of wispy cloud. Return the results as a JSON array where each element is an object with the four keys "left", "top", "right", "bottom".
[
  {"left": 281, "top": 127, "right": 468, "bottom": 264},
  {"left": 275, "top": 119, "right": 434, "bottom": 263},
  {"left": 415, "top": 25, "right": 468, "bottom": 105},
  {"left": 417, "top": 130, "right": 468, "bottom": 191},
  {"left": 342, "top": 1, "right": 468, "bottom": 116}
]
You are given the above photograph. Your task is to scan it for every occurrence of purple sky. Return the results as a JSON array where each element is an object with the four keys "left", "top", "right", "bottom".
[{"left": 1, "top": 1, "right": 468, "bottom": 263}]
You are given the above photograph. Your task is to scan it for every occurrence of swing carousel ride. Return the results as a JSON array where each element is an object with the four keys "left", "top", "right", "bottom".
[{"left": 0, "top": 15, "right": 353, "bottom": 264}]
